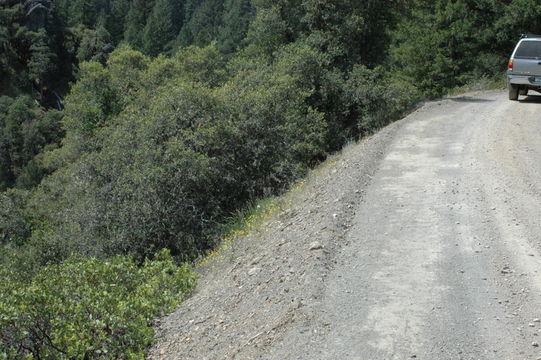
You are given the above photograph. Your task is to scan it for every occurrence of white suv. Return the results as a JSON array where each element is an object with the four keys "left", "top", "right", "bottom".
[{"left": 507, "top": 35, "right": 541, "bottom": 100}]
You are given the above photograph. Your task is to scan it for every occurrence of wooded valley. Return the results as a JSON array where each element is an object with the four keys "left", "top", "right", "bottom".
[{"left": 1, "top": 0, "right": 540, "bottom": 358}]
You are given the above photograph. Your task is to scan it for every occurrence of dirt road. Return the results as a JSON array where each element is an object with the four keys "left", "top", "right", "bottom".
[{"left": 149, "top": 91, "right": 541, "bottom": 360}]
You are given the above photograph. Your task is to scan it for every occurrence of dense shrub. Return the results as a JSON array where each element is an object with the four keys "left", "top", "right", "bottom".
[
  {"left": 1, "top": 1, "right": 422, "bottom": 267},
  {"left": 0, "top": 250, "right": 196, "bottom": 359},
  {"left": 21, "top": 45, "right": 327, "bottom": 263},
  {"left": 0, "top": 189, "right": 30, "bottom": 246},
  {"left": 0, "top": 97, "right": 64, "bottom": 192},
  {"left": 344, "top": 65, "right": 417, "bottom": 136}
]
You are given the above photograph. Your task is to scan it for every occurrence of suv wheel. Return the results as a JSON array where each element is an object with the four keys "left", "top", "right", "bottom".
[{"left": 509, "top": 85, "right": 519, "bottom": 100}]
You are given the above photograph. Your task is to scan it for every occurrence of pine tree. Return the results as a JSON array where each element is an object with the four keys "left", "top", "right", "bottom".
[
  {"left": 68, "top": 0, "right": 99, "bottom": 27},
  {"left": 245, "top": 0, "right": 304, "bottom": 56},
  {"left": 174, "top": 0, "right": 204, "bottom": 48},
  {"left": 392, "top": 0, "right": 509, "bottom": 97},
  {"left": 0, "top": 9, "right": 15, "bottom": 93},
  {"left": 177, "top": 0, "right": 223, "bottom": 47},
  {"left": 0, "top": 96, "right": 35, "bottom": 191},
  {"left": 0, "top": 1, "right": 28, "bottom": 94},
  {"left": 182, "top": 0, "right": 203, "bottom": 24},
  {"left": 217, "top": 0, "right": 254, "bottom": 53},
  {"left": 142, "top": 0, "right": 184, "bottom": 56},
  {"left": 124, "top": 0, "right": 156, "bottom": 50},
  {"left": 27, "top": 29, "right": 56, "bottom": 84},
  {"left": 193, "top": 0, "right": 223, "bottom": 46},
  {"left": 107, "top": 0, "right": 131, "bottom": 43},
  {"left": 76, "top": 25, "right": 112, "bottom": 62}
]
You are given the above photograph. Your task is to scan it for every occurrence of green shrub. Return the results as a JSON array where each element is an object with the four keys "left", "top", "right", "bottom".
[
  {"left": 344, "top": 65, "right": 418, "bottom": 136},
  {"left": 20, "top": 44, "right": 328, "bottom": 263},
  {"left": 0, "top": 249, "right": 196, "bottom": 359}
]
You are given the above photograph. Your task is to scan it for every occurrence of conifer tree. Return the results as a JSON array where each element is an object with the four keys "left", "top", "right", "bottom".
[
  {"left": 217, "top": 0, "right": 254, "bottom": 53},
  {"left": 124, "top": 0, "right": 156, "bottom": 50},
  {"left": 107, "top": 0, "right": 131, "bottom": 43},
  {"left": 392, "top": 0, "right": 508, "bottom": 97},
  {"left": 142, "top": 0, "right": 183, "bottom": 56},
  {"left": 76, "top": 25, "right": 112, "bottom": 62},
  {"left": 0, "top": 1, "right": 28, "bottom": 94},
  {"left": 177, "top": 0, "right": 223, "bottom": 47},
  {"left": 0, "top": 96, "right": 35, "bottom": 191},
  {"left": 27, "top": 29, "right": 56, "bottom": 84},
  {"left": 68, "top": 0, "right": 99, "bottom": 27}
]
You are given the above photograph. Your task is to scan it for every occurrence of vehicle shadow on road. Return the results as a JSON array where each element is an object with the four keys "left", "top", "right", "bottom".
[
  {"left": 449, "top": 96, "right": 495, "bottom": 103},
  {"left": 519, "top": 95, "right": 541, "bottom": 103}
]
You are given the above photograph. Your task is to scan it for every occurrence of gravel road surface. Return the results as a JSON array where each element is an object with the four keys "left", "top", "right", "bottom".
[{"left": 149, "top": 90, "right": 541, "bottom": 360}]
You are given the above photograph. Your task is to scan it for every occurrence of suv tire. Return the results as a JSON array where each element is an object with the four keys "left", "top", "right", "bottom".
[{"left": 509, "top": 84, "right": 519, "bottom": 100}]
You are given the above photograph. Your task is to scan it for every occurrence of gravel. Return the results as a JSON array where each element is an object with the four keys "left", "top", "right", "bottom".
[{"left": 149, "top": 91, "right": 541, "bottom": 360}]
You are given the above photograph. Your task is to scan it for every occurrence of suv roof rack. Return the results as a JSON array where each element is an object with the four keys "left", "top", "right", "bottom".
[{"left": 521, "top": 34, "right": 541, "bottom": 39}]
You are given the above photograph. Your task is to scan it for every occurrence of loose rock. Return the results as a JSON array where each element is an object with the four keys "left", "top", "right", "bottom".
[{"left": 248, "top": 267, "right": 261, "bottom": 276}]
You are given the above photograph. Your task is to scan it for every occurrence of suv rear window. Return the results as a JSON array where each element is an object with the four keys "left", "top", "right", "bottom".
[{"left": 515, "top": 40, "right": 541, "bottom": 59}]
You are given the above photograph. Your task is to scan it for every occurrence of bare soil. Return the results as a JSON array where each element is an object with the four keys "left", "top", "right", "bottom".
[{"left": 149, "top": 90, "right": 541, "bottom": 360}]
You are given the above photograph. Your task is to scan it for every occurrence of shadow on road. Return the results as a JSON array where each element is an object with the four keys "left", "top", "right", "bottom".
[
  {"left": 519, "top": 94, "right": 541, "bottom": 104},
  {"left": 450, "top": 96, "right": 495, "bottom": 103}
]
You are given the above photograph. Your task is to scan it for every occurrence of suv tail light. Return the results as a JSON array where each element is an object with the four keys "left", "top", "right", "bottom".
[{"left": 508, "top": 59, "right": 514, "bottom": 70}]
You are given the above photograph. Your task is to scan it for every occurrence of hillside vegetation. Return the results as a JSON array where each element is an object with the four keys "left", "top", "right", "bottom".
[{"left": 1, "top": 0, "right": 540, "bottom": 358}]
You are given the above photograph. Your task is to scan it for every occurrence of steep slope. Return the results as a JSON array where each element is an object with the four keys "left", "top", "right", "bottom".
[{"left": 150, "top": 90, "right": 541, "bottom": 359}]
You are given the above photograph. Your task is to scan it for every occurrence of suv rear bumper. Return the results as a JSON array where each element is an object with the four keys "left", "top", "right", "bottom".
[{"left": 508, "top": 74, "right": 541, "bottom": 88}]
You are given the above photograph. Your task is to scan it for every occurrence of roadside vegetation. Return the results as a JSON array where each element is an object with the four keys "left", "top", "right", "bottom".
[{"left": 1, "top": 0, "right": 541, "bottom": 358}]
